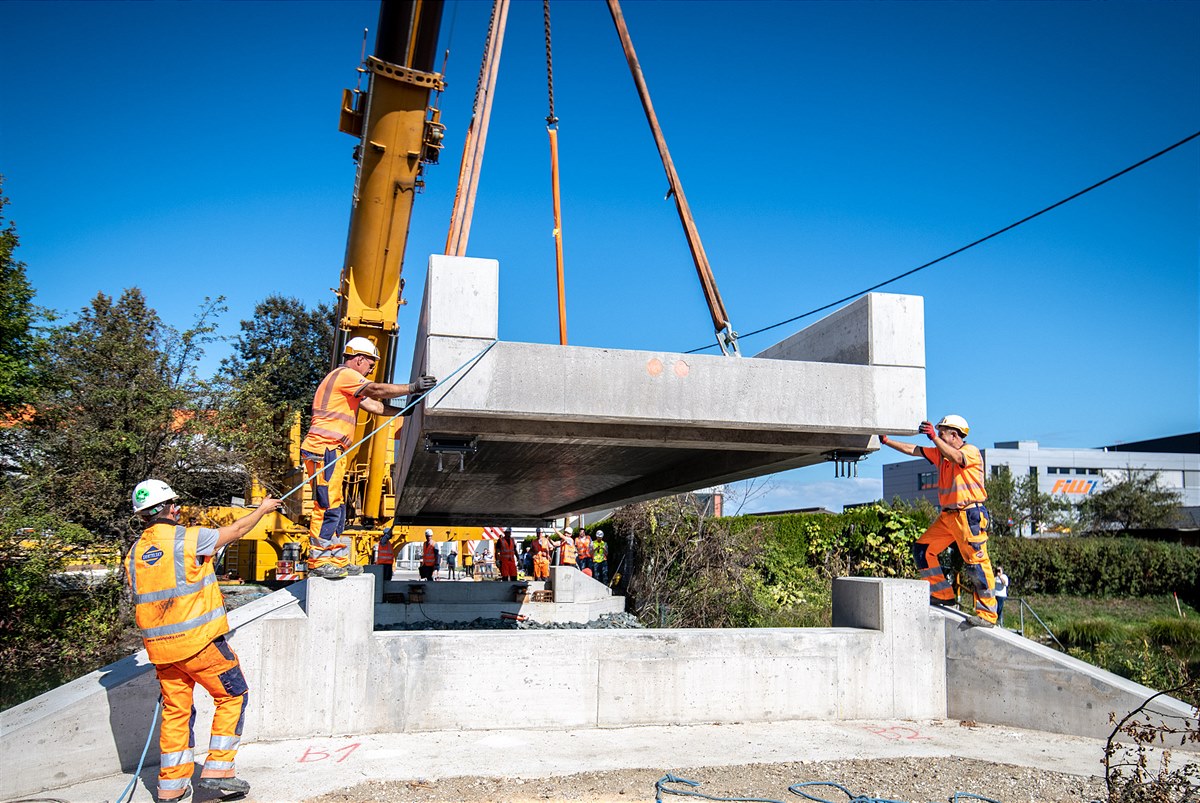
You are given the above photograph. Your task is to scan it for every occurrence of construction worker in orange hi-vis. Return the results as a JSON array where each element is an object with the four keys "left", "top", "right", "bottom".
[
  {"left": 575, "top": 528, "right": 593, "bottom": 575},
  {"left": 878, "top": 414, "right": 998, "bottom": 628},
  {"left": 558, "top": 526, "right": 578, "bottom": 567},
  {"left": 419, "top": 529, "right": 438, "bottom": 581},
  {"left": 376, "top": 526, "right": 396, "bottom": 582},
  {"left": 126, "top": 479, "right": 281, "bottom": 802},
  {"left": 531, "top": 527, "right": 552, "bottom": 580},
  {"left": 496, "top": 527, "right": 519, "bottom": 581},
  {"left": 299, "top": 336, "right": 435, "bottom": 580}
]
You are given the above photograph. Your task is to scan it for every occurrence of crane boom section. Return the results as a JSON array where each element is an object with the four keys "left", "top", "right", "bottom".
[{"left": 336, "top": 0, "right": 446, "bottom": 522}]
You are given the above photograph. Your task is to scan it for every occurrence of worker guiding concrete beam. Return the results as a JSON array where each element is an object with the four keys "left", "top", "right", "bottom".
[
  {"left": 878, "top": 414, "right": 999, "bottom": 627},
  {"left": 126, "top": 479, "right": 281, "bottom": 801},
  {"left": 300, "top": 336, "right": 436, "bottom": 580}
]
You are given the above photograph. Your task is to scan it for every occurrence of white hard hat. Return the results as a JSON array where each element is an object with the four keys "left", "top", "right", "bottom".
[
  {"left": 936, "top": 414, "right": 970, "bottom": 436},
  {"left": 344, "top": 336, "right": 380, "bottom": 360},
  {"left": 424, "top": 528, "right": 434, "bottom": 537},
  {"left": 565, "top": 526, "right": 574, "bottom": 534},
  {"left": 133, "top": 479, "right": 177, "bottom": 514},
  {"left": 596, "top": 530, "right": 604, "bottom": 538}
]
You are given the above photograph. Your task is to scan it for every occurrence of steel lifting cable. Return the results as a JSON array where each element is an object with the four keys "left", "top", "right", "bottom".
[
  {"left": 606, "top": 0, "right": 740, "bottom": 357},
  {"left": 544, "top": 0, "right": 568, "bottom": 345},
  {"left": 445, "top": 0, "right": 510, "bottom": 257}
]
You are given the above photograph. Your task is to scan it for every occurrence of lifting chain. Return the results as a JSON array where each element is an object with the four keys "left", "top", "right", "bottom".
[{"left": 543, "top": 0, "right": 557, "bottom": 126}]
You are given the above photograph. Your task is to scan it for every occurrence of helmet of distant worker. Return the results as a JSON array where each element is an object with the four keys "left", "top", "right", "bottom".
[
  {"left": 935, "top": 414, "right": 970, "bottom": 437},
  {"left": 344, "top": 336, "right": 380, "bottom": 360},
  {"left": 132, "top": 479, "right": 177, "bottom": 515}
]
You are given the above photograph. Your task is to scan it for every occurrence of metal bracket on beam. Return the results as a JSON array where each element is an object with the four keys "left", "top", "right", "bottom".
[
  {"left": 824, "top": 450, "right": 868, "bottom": 478},
  {"left": 424, "top": 435, "right": 478, "bottom": 473}
]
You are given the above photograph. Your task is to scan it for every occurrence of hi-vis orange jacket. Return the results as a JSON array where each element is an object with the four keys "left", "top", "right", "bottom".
[
  {"left": 920, "top": 444, "right": 987, "bottom": 509},
  {"left": 421, "top": 541, "right": 438, "bottom": 567},
  {"left": 575, "top": 534, "right": 592, "bottom": 559},
  {"left": 127, "top": 523, "right": 228, "bottom": 665},
  {"left": 301, "top": 367, "right": 369, "bottom": 452},
  {"left": 559, "top": 536, "right": 577, "bottom": 566}
]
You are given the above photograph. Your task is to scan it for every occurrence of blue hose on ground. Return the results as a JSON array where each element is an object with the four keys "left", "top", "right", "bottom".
[
  {"left": 788, "top": 781, "right": 1002, "bottom": 803},
  {"left": 116, "top": 697, "right": 161, "bottom": 803},
  {"left": 655, "top": 774, "right": 785, "bottom": 803}
]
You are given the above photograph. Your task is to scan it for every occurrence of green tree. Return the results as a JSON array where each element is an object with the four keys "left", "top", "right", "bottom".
[
  {"left": 23, "top": 289, "right": 233, "bottom": 541},
  {"left": 1078, "top": 469, "right": 1183, "bottom": 532},
  {"left": 0, "top": 177, "right": 44, "bottom": 415},
  {"left": 985, "top": 466, "right": 1020, "bottom": 537},
  {"left": 221, "top": 295, "right": 334, "bottom": 411}
]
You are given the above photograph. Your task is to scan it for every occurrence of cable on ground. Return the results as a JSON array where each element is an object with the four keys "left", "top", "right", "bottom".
[
  {"left": 655, "top": 773, "right": 785, "bottom": 803},
  {"left": 685, "top": 129, "right": 1200, "bottom": 354},
  {"left": 113, "top": 697, "right": 161, "bottom": 803}
]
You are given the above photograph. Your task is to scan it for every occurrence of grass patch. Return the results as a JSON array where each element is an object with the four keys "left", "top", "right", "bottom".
[{"left": 1013, "top": 594, "right": 1199, "bottom": 701}]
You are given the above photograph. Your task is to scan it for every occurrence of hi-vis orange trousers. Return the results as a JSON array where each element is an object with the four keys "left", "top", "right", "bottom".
[
  {"left": 154, "top": 637, "right": 248, "bottom": 800},
  {"left": 912, "top": 504, "right": 998, "bottom": 625},
  {"left": 302, "top": 447, "right": 351, "bottom": 570}
]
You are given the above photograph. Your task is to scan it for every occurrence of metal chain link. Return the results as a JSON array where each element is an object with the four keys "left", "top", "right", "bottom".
[{"left": 543, "top": 0, "right": 557, "bottom": 125}]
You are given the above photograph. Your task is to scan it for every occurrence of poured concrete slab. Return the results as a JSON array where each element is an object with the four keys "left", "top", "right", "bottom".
[{"left": 393, "top": 255, "right": 926, "bottom": 525}]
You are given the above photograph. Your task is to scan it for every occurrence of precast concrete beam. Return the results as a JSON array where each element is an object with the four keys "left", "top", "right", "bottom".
[{"left": 393, "top": 255, "right": 926, "bottom": 524}]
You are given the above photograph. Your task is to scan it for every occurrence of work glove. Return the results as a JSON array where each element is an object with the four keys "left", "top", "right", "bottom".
[
  {"left": 414, "top": 375, "right": 437, "bottom": 392},
  {"left": 380, "top": 528, "right": 392, "bottom": 547},
  {"left": 879, "top": 434, "right": 890, "bottom": 445},
  {"left": 919, "top": 421, "right": 936, "bottom": 440}
]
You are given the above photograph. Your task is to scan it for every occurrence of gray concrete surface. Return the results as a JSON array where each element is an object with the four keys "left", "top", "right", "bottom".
[
  {"left": 4, "top": 576, "right": 1196, "bottom": 800},
  {"left": 30, "top": 718, "right": 1115, "bottom": 803},
  {"left": 392, "top": 255, "right": 925, "bottom": 524},
  {"left": 941, "top": 606, "right": 1198, "bottom": 741}
]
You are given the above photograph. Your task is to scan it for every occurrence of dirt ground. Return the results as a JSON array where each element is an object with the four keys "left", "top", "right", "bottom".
[{"left": 309, "top": 756, "right": 1107, "bottom": 803}]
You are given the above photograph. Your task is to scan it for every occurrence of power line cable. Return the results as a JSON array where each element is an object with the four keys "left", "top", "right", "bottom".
[{"left": 685, "top": 129, "right": 1200, "bottom": 355}]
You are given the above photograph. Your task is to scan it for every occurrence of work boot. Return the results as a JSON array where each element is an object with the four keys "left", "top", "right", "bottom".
[
  {"left": 964, "top": 614, "right": 996, "bottom": 628},
  {"left": 345, "top": 564, "right": 363, "bottom": 576},
  {"left": 309, "top": 564, "right": 347, "bottom": 580},
  {"left": 200, "top": 776, "right": 251, "bottom": 797},
  {"left": 155, "top": 782, "right": 192, "bottom": 802}
]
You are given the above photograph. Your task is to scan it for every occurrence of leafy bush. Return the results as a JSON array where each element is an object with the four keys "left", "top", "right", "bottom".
[{"left": 991, "top": 537, "right": 1200, "bottom": 605}]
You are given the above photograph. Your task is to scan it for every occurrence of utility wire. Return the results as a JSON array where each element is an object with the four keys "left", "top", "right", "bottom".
[{"left": 685, "top": 129, "right": 1200, "bottom": 355}]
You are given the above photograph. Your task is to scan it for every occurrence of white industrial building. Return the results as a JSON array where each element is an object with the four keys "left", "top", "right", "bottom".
[{"left": 882, "top": 433, "right": 1200, "bottom": 529}]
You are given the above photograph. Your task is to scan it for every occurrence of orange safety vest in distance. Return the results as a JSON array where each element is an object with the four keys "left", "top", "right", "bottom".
[
  {"left": 127, "top": 523, "right": 228, "bottom": 665},
  {"left": 376, "top": 539, "right": 395, "bottom": 564},
  {"left": 301, "top": 367, "right": 369, "bottom": 452},
  {"left": 560, "top": 537, "right": 577, "bottom": 565},
  {"left": 533, "top": 537, "right": 552, "bottom": 556},
  {"left": 422, "top": 542, "right": 438, "bottom": 567},
  {"left": 497, "top": 537, "right": 517, "bottom": 561},
  {"left": 576, "top": 535, "right": 592, "bottom": 559},
  {"left": 921, "top": 444, "right": 987, "bottom": 509}
]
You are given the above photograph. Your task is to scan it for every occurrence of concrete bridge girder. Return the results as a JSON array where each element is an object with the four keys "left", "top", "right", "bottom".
[{"left": 394, "top": 256, "right": 927, "bottom": 524}]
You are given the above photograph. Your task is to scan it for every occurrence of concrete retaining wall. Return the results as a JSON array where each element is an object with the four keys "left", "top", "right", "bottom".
[
  {"left": 5, "top": 575, "right": 1195, "bottom": 799},
  {"left": 942, "top": 612, "right": 1198, "bottom": 743}
]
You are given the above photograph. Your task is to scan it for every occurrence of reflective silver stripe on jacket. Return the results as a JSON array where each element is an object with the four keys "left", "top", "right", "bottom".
[
  {"left": 209, "top": 735, "right": 240, "bottom": 751},
  {"left": 160, "top": 749, "right": 194, "bottom": 768},
  {"left": 133, "top": 572, "right": 217, "bottom": 604},
  {"left": 139, "top": 606, "right": 227, "bottom": 639}
]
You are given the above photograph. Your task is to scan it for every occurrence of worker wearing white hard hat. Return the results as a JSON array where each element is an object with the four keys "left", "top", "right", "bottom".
[
  {"left": 592, "top": 529, "right": 609, "bottom": 585},
  {"left": 877, "top": 414, "right": 998, "bottom": 628},
  {"left": 298, "top": 336, "right": 437, "bottom": 580},
  {"left": 127, "top": 479, "right": 281, "bottom": 801},
  {"left": 419, "top": 529, "right": 438, "bottom": 581}
]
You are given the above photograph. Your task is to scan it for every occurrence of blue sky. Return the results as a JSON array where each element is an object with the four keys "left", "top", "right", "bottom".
[{"left": 3, "top": 1, "right": 1197, "bottom": 514}]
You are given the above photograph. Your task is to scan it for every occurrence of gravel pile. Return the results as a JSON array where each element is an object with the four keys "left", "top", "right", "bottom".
[
  {"left": 375, "top": 612, "right": 645, "bottom": 632},
  {"left": 308, "top": 756, "right": 1107, "bottom": 803}
]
